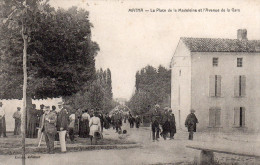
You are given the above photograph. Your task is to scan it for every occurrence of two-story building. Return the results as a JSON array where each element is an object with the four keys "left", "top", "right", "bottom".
[{"left": 170, "top": 29, "right": 260, "bottom": 132}]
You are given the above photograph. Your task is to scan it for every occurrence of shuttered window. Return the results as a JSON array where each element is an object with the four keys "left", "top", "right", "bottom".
[
  {"left": 234, "top": 107, "right": 245, "bottom": 127},
  {"left": 209, "top": 107, "right": 221, "bottom": 127},
  {"left": 234, "top": 75, "right": 246, "bottom": 97},
  {"left": 209, "top": 75, "right": 221, "bottom": 97}
]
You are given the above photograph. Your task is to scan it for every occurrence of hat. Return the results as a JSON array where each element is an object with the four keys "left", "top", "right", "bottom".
[
  {"left": 155, "top": 104, "right": 160, "bottom": 108},
  {"left": 191, "top": 109, "right": 195, "bottom": 113},
  {"left": 164, "top": 107, "right": 169, "bottom": 111},
  {"left": 17, "top": 107, "right": 21, "bottom": 110},
  {"left": 168, "top": 108, "right": 172, "bottom": 112}
]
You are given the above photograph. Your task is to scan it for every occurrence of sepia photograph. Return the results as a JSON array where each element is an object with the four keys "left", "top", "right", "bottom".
[{"left": 0, "top": 0, "right": 260, "bottom": 164}]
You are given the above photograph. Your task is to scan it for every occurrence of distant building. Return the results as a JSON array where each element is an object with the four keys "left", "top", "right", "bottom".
[
  {"left": 170, "top": 29, "right": 260, "bottom": 132},
  {"left": 115, "top": 98, "right": 127, "bottom": 106}
]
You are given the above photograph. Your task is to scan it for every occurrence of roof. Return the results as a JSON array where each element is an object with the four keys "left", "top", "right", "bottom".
[{"left": 181, "top": 37, "right": 260, "bottom": 52}]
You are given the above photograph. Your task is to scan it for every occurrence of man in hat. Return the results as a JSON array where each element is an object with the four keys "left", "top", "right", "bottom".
[
  {"left": 185, "top": 109, "right": 198, "bottom": 140},
  {"left": 150, "top": 104, "right": 161, "bottom": 142},
  {"left": 0, "top": 102, "right": 7, "bottom": 137},
  {"left": 168, "top": 108, "right": 176, "bottom": 140},
  {"left": 160, "top": 107, "right": 170, "bottom": 140},
  {"left": 56, "top": 102, "right": 68, "bottom": 142},
  {"left": 43, "top": 106, "right": 57, "bottom": 154},
  {"left": 13, "top": 107, "right": 22, "bottom": 135}
]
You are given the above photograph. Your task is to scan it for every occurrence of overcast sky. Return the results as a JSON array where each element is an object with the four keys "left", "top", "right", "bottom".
[{"left": 49, "top": 0, "right": 260, "bottom": 100}]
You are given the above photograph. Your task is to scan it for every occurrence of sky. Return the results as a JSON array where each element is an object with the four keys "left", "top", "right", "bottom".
[{"left": 49, "top": 0, "right": 260, "bottom": 100}]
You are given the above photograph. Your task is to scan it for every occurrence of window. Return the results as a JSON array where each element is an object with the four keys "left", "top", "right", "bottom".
[
  {"left": 209, "top": 107, "right": 221, "bottom": 127},
  {"left": 234, "top": 107, "right": 245, "bottom": 127},
  {"left": 234, "top": 75, "right": 246, "bottom": 97},
  {"left": 213, "top": 57, "right": 218, "bottom": 67},
  {"left": 179, "top": 70, "right": 181, "bottom": 76},
  {"left": 209, "top": 75, "right": 221, "bottom": 97},
  {"left": 237, "top": 58, "right": 243, "bottom": 67}
]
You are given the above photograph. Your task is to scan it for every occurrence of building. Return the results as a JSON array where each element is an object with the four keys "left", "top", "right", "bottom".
[{"left": 170, "top": 29, "right": 260, "bottom": 132}]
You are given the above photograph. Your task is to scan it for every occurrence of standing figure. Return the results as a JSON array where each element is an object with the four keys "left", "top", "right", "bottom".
[
  {"left": 81, "top": 109, "right": 91, "bottom": 138},
  {"left": 0, "top": 102, "right": 7, "bottom": 137},
  {"left": 168, "top": 108, "right": 176, "bottom": 140},
  {"left": 56, "top": 103, "right": 68, "bottom": 153},
  {"left": 114, "top": 111, "right": 122, "bottom": 133},
  {"left": 89, "top": 112, "right": 101, "bottom": 145},
  {"left": 27, "top": 104, "right": 38, "bottom": 138},
  {"left": 43, "top": 106, "right": 57, "bottom": 154},
  {"left": 68, "top": 113, "right": 75, "bottom": 142},
  {"left": 151, "top": 104, "right": 161, "bottom": 142},
  {"left": 98, "top": 112, "right": 104, "bottom": 132},
  {"left": 111, "top": 113, "right": 115, "bottom": 129},
  {"left": 13, "top": 107, "right": 22, "bottom": 135},
  {"left": 135, "top": 115, "right": 141, "bottom": 128},
  {"left": 160, "top": 108, "right": 170, "bottom": 140},
  {"left": 104, "top": 113, "right": 111, "bottom": 129},
  {"left": 128, "top": 113, "right": 135, "bottom": 128},
  {"left": 185, "top": 109, "right": 199, "bottom": 140}
]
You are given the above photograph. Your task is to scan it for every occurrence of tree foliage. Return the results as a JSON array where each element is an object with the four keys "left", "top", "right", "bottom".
[
  {"left": 127, "top": 65, "right": 171, "bottom": 115},
  {"left": 0, "top": 1, "right": 99, "bottom": 99}
]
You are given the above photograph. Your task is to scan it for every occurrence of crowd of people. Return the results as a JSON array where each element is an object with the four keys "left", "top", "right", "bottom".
[{"left": 0, "top": 100, "right": 199, "bottom": 154}]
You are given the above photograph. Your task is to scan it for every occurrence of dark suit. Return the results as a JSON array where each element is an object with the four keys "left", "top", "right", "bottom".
[
  {"left": 44, "top": 111, "right": 57, "bottom": 153},
  {"left": 150, "top": 109, "right": 161, "bottom": 141},
  {"left": 185, "top": 113, "right": 198, "bottom": 140}
]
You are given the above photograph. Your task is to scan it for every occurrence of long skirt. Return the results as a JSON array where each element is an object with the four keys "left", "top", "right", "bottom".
[
  {"left": 81, "top": 119, "right": 89, "bottom": 138},
  {"left": 89, "top": 125, "right": 99, "bottom": 137}
]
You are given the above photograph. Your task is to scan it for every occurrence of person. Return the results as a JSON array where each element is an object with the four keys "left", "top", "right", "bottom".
[
  {"left": 185, "top": 109, "right": 199, "bottom": 140},
  {"left": 104, "top": 113, "right": 111, "bottom": 129},
  {"left": 68, "top": 113, "right": 75, "bottom": 142},
  {"left": 160, "top": 107, "right": 170, "bottom": 140},
  {"left": 114, "top": 111, "right": 122, "bottom": 133},
  {"left": 81, "top": 109, "right": 91, "bottom": 138},
  {"left": 135, "top": 115, "right": 141, "bottom": 128},
  {"left": 27, "top": 104, "right": 38, "bottom": 138},
  {"left": 56, "top": 102, "right": 68, "bottom": 141},
  {"left": 36, "top": 104, "right": 45, "bottom": 128},
  {"left": 150, "top": 104, "right": 161, "bottom": 142},
  {"left": 168, "top": 108, "right": 176, "bottom": 140},
  {"left": 13, "top": 107, "right": 22, "bottom": 135},
  {"left": 98, "top": 112, "right": 104, "bottom": 132},
  {"left": 128, "top": 113, "right": 135, "bottom": 128},
  {"left": 89, "top": 111, "right": 101, "bottom": 145},
  {"left": 42, "top": 106, "right": 57, "bottom": 154},
  {"left": 0, "top": 102, "right": 7, "bottom": 137},
  {"left": 111, "top": 113, "right": 115, "bottom": 130}
]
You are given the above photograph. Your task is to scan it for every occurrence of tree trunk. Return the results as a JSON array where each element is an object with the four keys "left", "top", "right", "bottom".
[{"left": 21, "top": 9, "right": 28, "bottom": 165}]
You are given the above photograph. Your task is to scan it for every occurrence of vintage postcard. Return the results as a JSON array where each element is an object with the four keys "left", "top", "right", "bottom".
[{"left": 0, "top": 0, "right": 259, "bottom": 165}]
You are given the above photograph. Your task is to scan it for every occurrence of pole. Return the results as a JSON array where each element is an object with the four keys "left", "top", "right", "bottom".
[{"left": 21, "top": 1, "right": 28, "bottom": 164}]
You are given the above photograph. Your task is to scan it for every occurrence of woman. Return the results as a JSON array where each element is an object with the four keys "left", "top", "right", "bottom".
[
  {"left": 89, "top": 111, "right": 101, "bottom": 145},
  {"left": 81, "top": 109, "right": 90, "bottom": 138}
]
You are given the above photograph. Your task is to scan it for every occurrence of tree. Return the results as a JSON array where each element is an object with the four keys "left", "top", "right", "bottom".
[{"left": 0, "top": 1, "right": 99, "bottom": 163}]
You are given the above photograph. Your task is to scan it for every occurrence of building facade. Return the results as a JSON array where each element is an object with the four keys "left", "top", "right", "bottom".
[{"left": 171, "top": 29, "right": 260, "bottom": 132}]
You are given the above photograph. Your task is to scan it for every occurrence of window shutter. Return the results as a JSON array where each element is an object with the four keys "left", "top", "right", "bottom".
[
  {"left": 209, "top": 108, "right": 215, "bottom": 127},
  {"left": 241, "top": 75, "right": 246, "bottom": 96},
  {"left": 215, "top": 107, "right": 221, "bottom": 126},
  {"left": 234, "top": 107, "right": 240, "bottom": 126},
  {"left": 234, "top": 76, "right": 239, "bottom": 97},
  {"left": 242, "top": 107, "right": 245, "bottom": 126},
  {"left": 216, "top": 75, "right": 221, "bottom": 97},
  {"left": 209, "top": 75, "right": 215, "bottom": 96}
]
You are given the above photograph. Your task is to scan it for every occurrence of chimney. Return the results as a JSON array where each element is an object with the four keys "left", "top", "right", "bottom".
[{"left": 237, "top": 29, "right": 247, "bottom": 40}]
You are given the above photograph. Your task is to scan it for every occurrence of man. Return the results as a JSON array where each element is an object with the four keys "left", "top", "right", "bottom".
[
  {"left": 168, "top": 108, "right": 176, "bottom": 140},
  {"left": 42, "top": 106, "right": 57, "bottom": 154},
  {"left": 114, "top": 111, "right": 122, "bottom": 133},
  {"left": 27, "top": 104, "right": 38, "bottom": 138},
  {"left": 135, "top": 115, "right": 141, "bottom": 128},
  {"left": 185, "top": 109, "right": 199, "bottom": 140},
  {"left": 13, "top": 107, "right": 22, "bottom": 135},
  {"left": 160, "top": 107, "right": 170, "bottom": 140},
  {"left": 150, "top": 104, "right": 161, "bottom": 142},
  {"left": 128, "top": 112, "right": 134, "bottom": 128},
  {"left": 98, "top": 111, "right": 104, "bottom": 132},
  {"left": 56, "top": 102, "right": 68, "bottom": 135},
  {"left": 0, "top": 102, "right": 7, "bottom": 137}
]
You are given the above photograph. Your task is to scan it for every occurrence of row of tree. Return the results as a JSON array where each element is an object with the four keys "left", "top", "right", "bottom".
[
  {"left": 126, "top": 65, "right": 171, "bottom": 115},
  {"left": 65, "top": 68, "right": 118, "bottom": 114}
]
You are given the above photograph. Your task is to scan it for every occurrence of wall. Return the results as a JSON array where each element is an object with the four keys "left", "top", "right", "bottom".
[
  {"left": 0, "top": 98, "right": 62, "bottom": 132},
  {"left": 191, "top": 52, "right": 260, "bottom": 132},
  {"left": 171, "top": 40, "right": 192, "bottom": 129}
]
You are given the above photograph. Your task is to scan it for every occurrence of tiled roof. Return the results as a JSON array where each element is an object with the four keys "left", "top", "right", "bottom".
[{"left": 181, "top": 37, "right": 260, "bottom": 52}]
